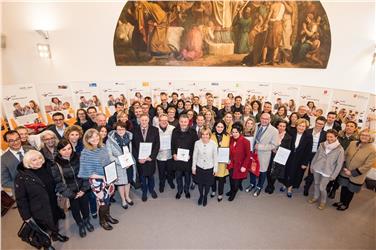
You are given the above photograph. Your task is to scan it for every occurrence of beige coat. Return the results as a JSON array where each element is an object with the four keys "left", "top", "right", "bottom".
[{"left": 340, "top": 141, "right": 376, "bottom": 185}]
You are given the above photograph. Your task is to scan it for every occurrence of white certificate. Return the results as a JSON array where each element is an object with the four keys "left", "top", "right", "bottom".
[
  {"left": 123, "top": 146, "right": 130, "bottom": 153},
  {"left": 118, "top": 152, "right": 135, "bottom": 169},
  {"left": 245, "top": 136, "right": 254, "bottom": 152},
  {"left": 160, "top": 135, "right": 171, "bottom": 150},
  {"left": 138, "top": 142, "right": 152, "bottom": 159},
  {"left": 273, "top": 147, "right": 291, "bottom": 165},
  {"left": 103, "top": 162, "right": 118, "bottom": 183},
  {"left": 218, "top": 147, "right": 229, "bottom": 163},
  {"left": 177, "top": 148, "right": 190, "bottom": 162}
]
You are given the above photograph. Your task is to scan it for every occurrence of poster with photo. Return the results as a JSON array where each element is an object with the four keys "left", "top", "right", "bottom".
[
  {"left": 365, "top": 94, "right": 376, "bottom": 136},
  {"left": 70, "top": 82, "right": 103, "bottom": 112},
  {"left": 127, "top": 81, "right": 151, "bottom": 105},
  {"left": 2, "top": 84, "right": 45, "bottom": 129},
  {"left": 330, "top": 90, "right": 370, "bottom": 128},
  {"left": 196, "top": 82, "right": 215, "bottom": 106},
  {"left": 219, "top": 82, "right": 243, "bottom": 106},
  {"left": 299, "top": 86, "right": 333, "bottom": 114},
  {"left": 172, "top": 81, "right": 198, "bottom": 103},
  {"left": 37, "top": 83, "right": 76, "bottom": 125},
  {"left": 99, "top": 82, "right": 129, "bottom": 117},
  {"left": 150, "top": 81, "right": 174, "bottom": 106},
  {"left": 239, "top": 82, "right": 272, "bottom": 104},
  {"left": 271, "top": 84, "right": 300, "bottom": 112}
]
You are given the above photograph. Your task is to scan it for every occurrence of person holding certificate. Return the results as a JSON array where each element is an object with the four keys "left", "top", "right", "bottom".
[
  {"left": 78, "top": 129, "right": 119, "bottom": 231},
  {"left": 156, "top": 114, "right": 176, "bottom": 193},
  {"left": 227, "top": 122, "right": 251, "bottom": 201},
  {"left": 132, "top": 114, "right": 160, "bottom": 202},
  {"left": 249, "top": 113, "right": 279, "bottom": 197},
  {"left": 106, "top": 121, "right": 136, "bottom": 209},
  {"left": 265, "top": 120, "right": 292, "bottom": 194},
  {"left": 210, "top": 120, "right": 230, "bottom": 202},
  {"left": 284, "top": 119, "right": 313, "bottom": 198},
  {"left": 308, "top": 129, "right": 344, "bottom": 210},
  {"left": 171, "top": 114, "right": 199, "bottom": 199},
  {"left": 192, "top": 127, "right": 218, "bottom": 207}
]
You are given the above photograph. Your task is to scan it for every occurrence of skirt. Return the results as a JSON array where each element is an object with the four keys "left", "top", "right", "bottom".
[
  {"left": 196, "top": 167, "right": 214, "bottom": 186},
  {"left": 338, "top": 176, "right": 362, "bottom": 193}
]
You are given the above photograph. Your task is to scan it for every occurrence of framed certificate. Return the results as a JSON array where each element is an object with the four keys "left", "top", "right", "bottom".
[
  {"left": 160, "top": 135, "right": 171, "bottom": 150},
  {"left": 138, "top": 142, "right": 152, "bottom": 159},
  {"left": 218, "top": 147, "right": 230, "bottom": 163},
  {"left": 177, "top": 148, "right": 190, "bottom": 162},
  {"left": 103, "top": 162, "right": 118, "bottom": 183},
  {"left": 118, "top": 152, "right": 135, "bottom": 169},
  {"left": 273, "top": 147, "right": 291, "bottom": 165}
]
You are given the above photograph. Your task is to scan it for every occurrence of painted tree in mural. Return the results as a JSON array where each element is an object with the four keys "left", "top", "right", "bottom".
[{"left": 113, "top": 0, "right": 331, "bottom": 68}]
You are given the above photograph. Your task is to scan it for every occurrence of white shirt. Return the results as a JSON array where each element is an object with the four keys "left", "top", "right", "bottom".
[
  {"left": 192, "top": 140, "right": 218, "bottom": 173},
  {"left": 311, "top": 130, "right": 321, "bottom": 153},
  {"left": 193, "top": 105, "right": 200, "bottom": 114},
  {"left": 295, "top": 133, "right": 303, "bottom": 149},
  {"left": 324, "top": 123, "right": 333, "bottom": 132},
  {"left": 156, "top": 125, "right": 175, "bottom": 161},
  {"left": 56, "top": 125, "right": 66, "bottom": 137},
  {"left": 9, "top": 148, "right": 25, "bottom": 162}
]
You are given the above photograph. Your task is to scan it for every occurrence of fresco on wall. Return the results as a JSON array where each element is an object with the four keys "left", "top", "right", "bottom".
[{"left": 114, "top": 0, "right": 331, "bottom": 68}]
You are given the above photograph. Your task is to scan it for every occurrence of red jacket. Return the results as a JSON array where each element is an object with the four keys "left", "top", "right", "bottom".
[{"left": 227, "top": 135, "right": 251, "bottom": 179}]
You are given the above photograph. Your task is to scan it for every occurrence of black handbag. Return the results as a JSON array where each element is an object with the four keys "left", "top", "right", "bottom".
[
  {"left": 17, "top": 219, "right": 51, "bottom": 249},
  {"left": 1, "top": 191, "right": 15, "bottom": 216}
]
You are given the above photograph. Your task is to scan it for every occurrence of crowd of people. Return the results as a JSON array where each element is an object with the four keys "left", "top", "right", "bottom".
[{"left": 2, "top": 91, "right": 375, "bottom": 250}]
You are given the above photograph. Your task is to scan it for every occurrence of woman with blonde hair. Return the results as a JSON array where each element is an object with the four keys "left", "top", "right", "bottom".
[
  {"left": 335, "top": 129, "right": 376, "bottom": 211},
  {"left": 15, "top": 150, "right": 69, "bottom": 248},
  {"left": 243, "top": 117, "right": 256, "bottom": 137},
  {"left": 284, "top": 118, "right": 313, "bottom": 198},
  {"left": 78, "top": 129, "right": 119, "bottom": 230},
  {"left": 204, "top": 110, "right": 215, "bottom": 130},
  {"left": 192, "top": 126, "right": 218, "bottom": 206}
]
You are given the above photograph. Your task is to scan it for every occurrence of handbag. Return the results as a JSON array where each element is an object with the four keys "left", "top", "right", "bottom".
[
  {"left": 250, "top": 152, "right": 260, "bottom": 177},
  {"left": 56, "top": 163, "right": 70, "bottom": 212},
  {"left": 1, "top": 190, "right": 15, "bottom": 216},
  {"left": 18, "top": 219, "right": 51, "bottom": 249}
]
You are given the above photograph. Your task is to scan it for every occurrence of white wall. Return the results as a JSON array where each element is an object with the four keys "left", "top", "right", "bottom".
[{"left": 1, "top": 1, "right": 375, "bottom": 94}]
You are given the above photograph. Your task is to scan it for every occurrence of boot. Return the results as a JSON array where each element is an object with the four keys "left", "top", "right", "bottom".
[
  {"left": 99, "top": 205, "right": 113, "bottom": 230},
  {"left": 83, "top": 217, "right": 94, "bottom": 232},
  {"left": 77, "top": 222, "right": 86, "bottom": 238},
  {"left": 105, "top": 205, "right": 119, "bottom": 224},
  {"left": 328, "top": 189, "right": 336, "bottom": 199}
]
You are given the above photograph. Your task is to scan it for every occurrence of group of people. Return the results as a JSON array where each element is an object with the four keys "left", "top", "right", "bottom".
[{"left": 2, "top": 91, "right": 375, "bottom": 250}]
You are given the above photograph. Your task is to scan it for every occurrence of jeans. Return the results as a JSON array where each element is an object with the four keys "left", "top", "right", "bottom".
[
  {"left": 175, "top": 170, "right": 191, "bottom": 194},
  {"left": 250, "top": 171, "right": 267, "bottom": 189},
  {"left": 87, "top": 191, "right": 97, "bottom": 215},
  {"left": 140, "top": 175, "right": 155, "bottom": 195}
]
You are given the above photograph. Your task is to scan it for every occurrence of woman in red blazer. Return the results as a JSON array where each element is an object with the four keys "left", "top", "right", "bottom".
[{"left": 227, "top": 122, "right": 251, "bottom": 201}]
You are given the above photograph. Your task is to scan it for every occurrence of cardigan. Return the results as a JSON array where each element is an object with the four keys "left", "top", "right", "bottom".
[
  {"left": 78, "top": 146, "right": 111, "bottom": 178},
  {"left": 311, "top": 142, "right": 345, "bottom": 180},
  {"left": 192, "top": 140, "right": 218, "bottom": 173}
]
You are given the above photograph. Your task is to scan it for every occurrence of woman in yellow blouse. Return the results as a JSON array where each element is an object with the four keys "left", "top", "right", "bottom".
[{"left": 210, "top": 120, "right": 230, "bottom": 201}]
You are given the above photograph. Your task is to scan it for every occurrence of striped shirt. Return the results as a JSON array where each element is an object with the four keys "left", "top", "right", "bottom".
[{"left": 78, "top": 146, "right": 111, "bottom": 178}]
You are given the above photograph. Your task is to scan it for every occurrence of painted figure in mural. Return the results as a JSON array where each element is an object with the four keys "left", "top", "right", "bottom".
[{"left": 114, "top": 1, "right": 331, "bottom": 68}]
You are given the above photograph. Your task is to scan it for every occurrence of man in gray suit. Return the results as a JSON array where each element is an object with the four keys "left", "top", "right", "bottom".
[
  {"left": 1, "top": 130, "right": 33, "bottom": 195},
  {"left": 246, "top": 113, "right": 279, "bottom": 197}
]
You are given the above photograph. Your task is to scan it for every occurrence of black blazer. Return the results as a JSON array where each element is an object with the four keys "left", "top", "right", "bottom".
[
  {"left": 45, "top": 124, "right": 68, "bottom": 140},
  {"left": 307, "top": 128, "right": 327, "bottom": 161},
  {"left": 171, "top": 127, "right": 199, "bottom": 171},
  {"left": 288, "top": 131, "right": 313, "bottom": 167},
  {"left": 132, "top": 126, "right": 160, "bottom": 177}
]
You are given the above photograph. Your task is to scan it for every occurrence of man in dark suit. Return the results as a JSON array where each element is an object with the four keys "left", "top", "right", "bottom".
[
  {"left": 143, "top": 96, "right": 156, "bottom": 118},
  {"left": 303, "top": 116, "right": 327, "bottom": 196},
  {"left": 171, "top": 114, "right": 199, "bottom": 199},
  {"left": 231, "top": 96, "right": 244, "bottom": 113},
  {"left": 132, "top": 114, "right": 160, "bottom": 202},
  {"left": 218, "top": 98, "right": 233, "bottom": 121},
  {"left": 46, "top": 112, "right": 68, "bottom": 140},
  {"left": 1, "top": 130, "right": 33, "bottom": 195},
  {"left": 192, "top": 96, "right": 202, "bottom": 115},
  {"left": 107, "top": 102, "right": 125, "bottom": 129},
  {"left": 324, "top": 111, "right": 342, "bottom": 132}
]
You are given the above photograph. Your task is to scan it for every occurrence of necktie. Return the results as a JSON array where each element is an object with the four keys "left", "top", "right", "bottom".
[
  {"left": 17, "top": 151, "right": 24, "bottom": 162},
  {"left": 142, "top": 128, "right": 146, "bottom": 141},
  {"left": 255, "top": 126, "right": 264, "bottom": 142}
]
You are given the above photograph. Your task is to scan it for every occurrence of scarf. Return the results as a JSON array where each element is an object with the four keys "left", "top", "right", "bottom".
[
  {"left": 324, "top": 140, "right": 340, "bottom": 154},
  {"left": 114, "top": 132, "right": 131, "bottom": 153}
]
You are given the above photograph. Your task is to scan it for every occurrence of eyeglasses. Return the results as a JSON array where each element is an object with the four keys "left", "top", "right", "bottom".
[{"left": 7, "top": 138, "right": 21, "bottom": 143}]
